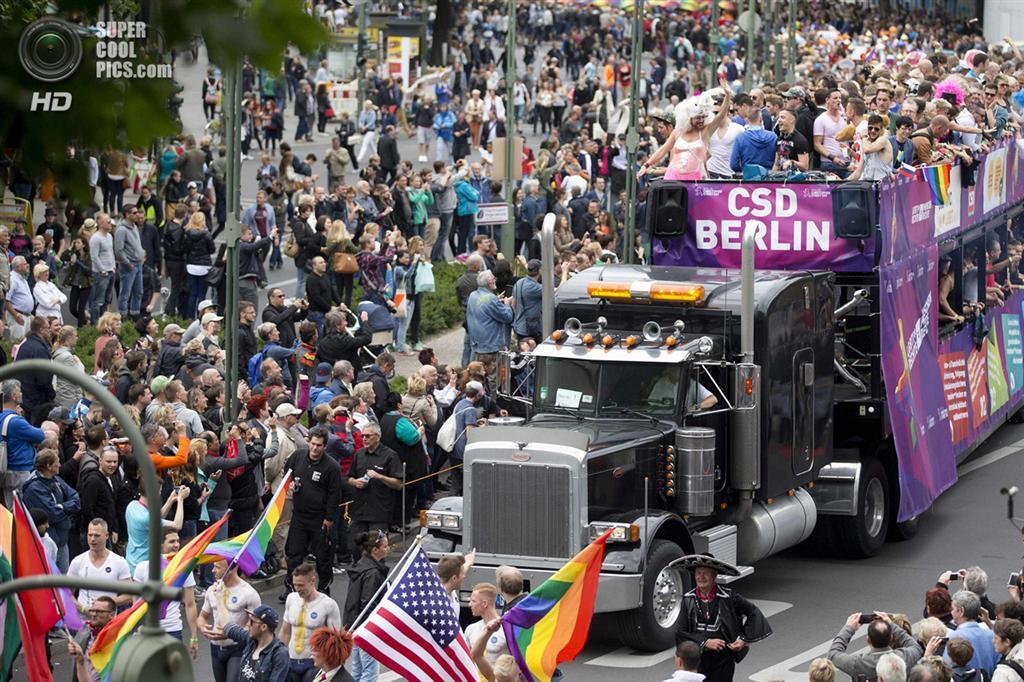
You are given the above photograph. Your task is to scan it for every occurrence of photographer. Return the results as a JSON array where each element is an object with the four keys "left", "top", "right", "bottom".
[
  {"left": 826, "top": 611, "right": 922, "bottom": 679},
  {"left": 937, "top": 568, "right": 998, "bottom": 621}
]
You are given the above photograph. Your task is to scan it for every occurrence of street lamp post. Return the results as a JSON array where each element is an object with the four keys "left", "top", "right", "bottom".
[
  {"left": 787, "top": 0, "right": 796, "bottom": 81},
  {"left": 222, "top": 59, "right": 242, "bottom": 427},
  {"left": 708, "top": 0, "right": 720, "bottom": 89},
  {"left": 503, "top": 0, "right": 516, "bottom": 262},
  {"left": 356, "top": 2, "right": 369, "bottom": 115},
  {"left": 744, "top": 0, "right": 755, "bottom": 91},
  {"left": 624, "top": 0, "right": 645, "bottom": 265}
]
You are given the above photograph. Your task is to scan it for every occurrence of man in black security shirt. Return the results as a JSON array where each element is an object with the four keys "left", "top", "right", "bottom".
[
  {"left": 346, "top": 422, "right": 402, "bottom": 545},
  {"left": 283, "top": 427, "right": 342, "bottom": 600}
]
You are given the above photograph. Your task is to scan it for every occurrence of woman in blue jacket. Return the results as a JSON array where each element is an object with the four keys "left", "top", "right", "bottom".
[{"left": 454, "top": 170, "right": 480, "bottom": 256}]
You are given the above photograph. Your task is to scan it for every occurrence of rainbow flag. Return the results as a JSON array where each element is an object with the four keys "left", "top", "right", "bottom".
[
  {"left": 89, "top": 513, "right": 230, "bottom": 677},
  {"left": 921, "top": 163, "right": 952, "bottom": 205},
  {"left": 501, "top": 530, "right": 612, "bottom": 682},
  {"left": 200, "top": 471, "right": 291, "bottom": 575}
]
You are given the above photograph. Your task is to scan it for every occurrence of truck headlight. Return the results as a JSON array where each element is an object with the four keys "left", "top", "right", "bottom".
[
  {"left": 588, "top": 522, "right": 640, "bottom": 543},
  {"left": 421, "top": 510, "right": 462, "bottom": 531}
]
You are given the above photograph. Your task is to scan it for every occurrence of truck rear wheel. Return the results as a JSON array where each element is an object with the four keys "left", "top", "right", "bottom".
[
  {"left": 835, "top": 457, "right": 889, "bottom": 558},
  {"left": 615, "top": 540, "right": 688, "bottom": 652}
]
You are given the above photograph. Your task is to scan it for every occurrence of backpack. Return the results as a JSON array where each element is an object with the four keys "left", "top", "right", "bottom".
[
  {"left": 247, "top": 350, "right": 265, "bottom": 388},
  {"left": 0, "top": 414, "right": 15, "bottom": 476},
  {"left": 162, "top": 221, "right": 186, "bottom": 259},
  {"left": 436, "top": 406, "right": 477, "bottom": 453}
]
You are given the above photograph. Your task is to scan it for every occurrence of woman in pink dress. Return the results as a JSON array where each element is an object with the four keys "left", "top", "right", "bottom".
[{"left": 641, "top": 75, "right": 733, "bottom": 181}]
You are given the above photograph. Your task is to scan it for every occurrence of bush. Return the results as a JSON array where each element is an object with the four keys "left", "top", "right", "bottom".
[
  {"left": 417, "top": 262, "right": 466, "bottom": 338},
  {"left": 74, "top": 315, "right": 191, "bottom": 371}
]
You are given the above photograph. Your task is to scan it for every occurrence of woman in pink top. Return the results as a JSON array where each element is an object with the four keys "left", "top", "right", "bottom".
[{"left": 642, "top": 75, "right": 733, "bottom": 181}]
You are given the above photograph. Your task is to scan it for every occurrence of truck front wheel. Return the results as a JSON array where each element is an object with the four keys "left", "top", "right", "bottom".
[
  {"left": 615, "top": 540, "right": 688, "bottom": 652},
  {"left": 835, "top": 457, "right": 889, "bottom": 558}
]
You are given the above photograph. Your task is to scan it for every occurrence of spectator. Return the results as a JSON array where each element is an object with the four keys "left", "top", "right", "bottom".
[
  {"left": 344, "top": 530, "right": 390, "bottom": 681},
  {"left": 32, "top": 263, "right": 66, "bottom": 323},
  {"left": 87, "top": 215, "right": 116, "bottom": 325},
  {"left": 220, "top": 605, "right": 290, "bottom": 682},
  {"left": 355, "top": 352, "right": 395, "bottom": 419},
  {"left": 809, "top": 658, "right": 837, "bottom": 682},
  {"left": 78, "top": 448, "right": 122, "bottom": 543},
  {"left": 947, "top": 638, "right": 984, "bottom": 682},
  {"left": 993, "top": 618, "right": 1024, "bottom": 682},
  {"left": 450, "top": 380, "right": 485, "bottom": 495},
  {"left": 948, "top": 591, "right": 998, "bottom": 675},
  {"left": 466, "top": 270, "right": 513, "bottom": 378},
  {"left": 878, "top": 653, "right": 909, "bottom": 682},
  {"left": 316, "top": 310, "right": 371, "bottom": 373},
  {"left": 21, "top": 448, "right": 80, "bottom": 571},
  {"left": 826, "top": 612, "right": 922, "bottom": 680},
  {"left": 183, "top": 212, "right": 217, "bottom": 320}
]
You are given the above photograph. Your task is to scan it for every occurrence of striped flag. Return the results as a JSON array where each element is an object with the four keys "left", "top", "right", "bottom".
[
  {"left": 199, "top": 471, "right": 291, "bottom": 575},
  {"left": 352, "top": 547, "right": 478, "bottom": 682},
  {"left": 898, "top": 163, "right": 919, "bottom": 180}
]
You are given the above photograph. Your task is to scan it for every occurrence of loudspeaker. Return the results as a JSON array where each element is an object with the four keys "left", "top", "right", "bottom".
[
  {"left": 646, "top": 181, "right": 689, "bottom": 238},
  {"left": 831, "top": 182, "right": 878, "bottom": 240}
]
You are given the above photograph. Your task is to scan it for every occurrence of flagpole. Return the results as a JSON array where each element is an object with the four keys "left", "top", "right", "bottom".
[
  {"left": 348, "top": 534, "right": 424, "bottom": 632},
  {"left": 12, "top": 491, "right": 75, "bottom": 641},
  {"left": 225, "top": 470, "right": 292, "bottom": 575}
]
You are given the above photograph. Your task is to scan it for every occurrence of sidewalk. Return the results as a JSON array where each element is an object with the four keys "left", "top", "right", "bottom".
[{"left": 393, "top": 324, "right": 466, "bottom": 376}]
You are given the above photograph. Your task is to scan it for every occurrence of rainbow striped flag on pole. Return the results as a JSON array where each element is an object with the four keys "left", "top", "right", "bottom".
[
  {"left": 920, "top": 163, "right": 952, "bottom": 205},
  {"left": 88, "top": 513, "right": 230, "bottom": 677},
  {"left": 501, "top": 530, "right": 612, "bottom": 682},
  {"left": 199, "top": 470, "right": 291, "bottom": 575}
]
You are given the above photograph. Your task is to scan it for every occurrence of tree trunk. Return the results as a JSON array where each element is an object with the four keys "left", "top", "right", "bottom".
[{"left": 430, "top": 0, "right": 453, "bottom": 66}]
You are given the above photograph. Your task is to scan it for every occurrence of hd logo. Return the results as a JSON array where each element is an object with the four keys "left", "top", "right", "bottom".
[{"left": 30, "top": 91, "right": 73, "bottom": 111}]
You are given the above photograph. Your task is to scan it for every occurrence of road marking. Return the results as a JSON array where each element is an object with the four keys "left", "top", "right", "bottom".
[
  {"left": 958, "top": 437, "right": 1024, "bottom": 477},
  {"left": 584, "top": 600, "right": 792, "bottom": 669}
]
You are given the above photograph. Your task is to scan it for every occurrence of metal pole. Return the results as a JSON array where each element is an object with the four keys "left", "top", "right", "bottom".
[
  {"left": 356, "top": 3, "right": 369, "bottom": 115},
  {"left": 540, "top": 213, "right": 555, "bottom": 338},
  {"left": 744, "top": 0, "right": 755, "bottom": 91},
  {"left": 709, "top": 0, "right": 720, "bottom": 90},
  {"left": 223, "top": 58, "right": 243, "bottom": 429},
  {"left": 624, "top": 0, "right": 644, "bottom": 265},
  {"left": 502, "top": 0, "right": 516, "bottom": 262},
  {"left": 786, "top": 0, "right": 796, "bottom": 82}
]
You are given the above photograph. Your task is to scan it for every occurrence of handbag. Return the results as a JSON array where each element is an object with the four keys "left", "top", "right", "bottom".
[
  {"left": 282, "top": 233, "right": 300, "bottom": 258},
  {"left": 324, "top": 108, "right": 335, "bottom": 119},
  {"left": 206, "top": 266, "right": 225, "bottom": 286},
  {"left": 393, "top": 288, "right": 408, "bottom": 318},
  {"left": 413, "top": 261, "right": 436, "bottom": 293},
  {"left": 436, "top": 406, "right": 476, "bottom": 453},
  {"left": 333, "top": 251, "right": 359, "bottom": 274},
  {"left": 347, "top": 133, "right": 363, "bottom": 147}
]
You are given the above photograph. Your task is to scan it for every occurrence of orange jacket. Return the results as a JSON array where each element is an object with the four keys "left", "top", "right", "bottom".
[{"left": 150, "top": 435, "right": 189, "bottom": 472}]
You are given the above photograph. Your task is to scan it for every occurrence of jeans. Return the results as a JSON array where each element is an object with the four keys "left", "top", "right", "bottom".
[
  {"left": 351, "top": 646, "right": 379, "bottom": 682},
  {"left": 294, "top": 265, "right": 307, "bottom": 297},
  {"left": 308, "top": 310, "right": 325, "bottom": 337},
  {"left": 431, "top": 213, "right": 454, "bottom": 261},
  {"left": 435, "top": 137, "right": 452, "bottom": 164},
  {"left": 820, "top": 159, "right": 851, "bottom": 179},
  {"left": 456, "top": 213, "right": 476, "bottom": 255},
  {"left": 88, "top": 272, "right": 115, "bottom": 324},
  {"left": 118, "top": 263, "right": 143, "bottom": 316},
  {"left": 289, "top": 658, "right": 315, "bottom": 682},
  {"left": 394, "top": 299, "right": 412, "bottom": 352},
  {"left": 186, "top": 273, "right": 209, "bottom": 320},
  {"left": 210, "top": 643, "right": 243, "bottom": 682},
  {"left": 179, "top": 519, "right": 197, "bottom": 545},
  {"left": 462, "top": 329, "right": 472, "bottom": 366},
  {"left": 55, "top": 543, "right": 69, "bottom": 573},
  {"left": 295, "top": 115, "right": 311, "bottom": 141},
  {"left": 270, "top": 241, "right": 283, "bottom": 268}
]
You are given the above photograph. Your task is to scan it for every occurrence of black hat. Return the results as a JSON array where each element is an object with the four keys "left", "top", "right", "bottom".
[
  {"left": 669, "top": 553, "right": 741, "bottom": 577},
  {"left": 246, "top": 605, "right": 280, "bottom": 629}
]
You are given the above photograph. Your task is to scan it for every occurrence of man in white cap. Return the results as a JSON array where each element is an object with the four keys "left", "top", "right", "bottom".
[
  {"left": 153, "top": 324, "right": 187, "bottom": 378},
  {"left": 200, "top": 311, "right": 224, "bottom": 355},
  {"left": 182, "top": 299, "right": 218, "bottom": 344},
  {"left": 265, "top": 402, "right": 307, "bottom": 585}
]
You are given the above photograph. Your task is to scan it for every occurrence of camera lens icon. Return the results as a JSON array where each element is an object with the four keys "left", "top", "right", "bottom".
[{"left": 19, "top": 18, "right": 83, "bottom": 83}]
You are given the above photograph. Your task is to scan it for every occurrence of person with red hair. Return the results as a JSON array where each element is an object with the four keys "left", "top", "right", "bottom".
[{"left": 309, "top": 627, "right": 356, "bottom": 681}]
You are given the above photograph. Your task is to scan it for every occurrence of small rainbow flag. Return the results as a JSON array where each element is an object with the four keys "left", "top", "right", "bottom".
[
  {"left": 200, "top": 471, "right": 291, "bottom": 575},
  {"left": 921, "top": 163, "right": 952, "bottom": 205},
  {"left": 89, "top": 513, "right": 230, "bottom": 677},
  {"left": 501, "top": 530, "right": 612, "bottom": 682}
]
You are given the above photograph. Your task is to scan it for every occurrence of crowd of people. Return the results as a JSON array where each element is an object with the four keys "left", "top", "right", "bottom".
[{"left": 0, "top": 0, "right": 1023, "bottom": 680}]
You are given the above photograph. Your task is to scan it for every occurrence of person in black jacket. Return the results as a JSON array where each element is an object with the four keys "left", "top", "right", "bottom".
[
  {"left": 305, "top": 256, "right": 333, "bottom": 334},
  {"left": 284, "top": 428, "right": 342, "bottom": 597},
  {"left": 316, "top": 310, "right": 372, "bottom": 375},
  {"left": 239, "top": 225, "right": 275, "bottom": 312},
  {"left": 377, "top": 125, "right": 400, "bottom": 185},
  {"left": 78, "top": 447, "right": 121, "bottom": 542},
  {"left": 390, "top": 174, "right": 413, "bottom": 237},
  {"left": 113, "top": 350, "right": 149, "bottom": 404},
  {"left": 15, "top": 316, "right": 55, "bottom": 425},
  {"left": 153, "top": 324, "right": 186, "bottom": 378},
  {"left": 238, "top": 302, "right": 259, "bottom": 379},
  {"left": 290, "top": 201, "right": 316, "bottom": 297},
  {"left": 183, "top": 212, "right": 216, "bottom": 320},
  {"left": 162, "top": 204, "right": 188, "bottom": 317},
  {"left": 262, "top": 286, "right": 308, "bottom": 351},
  {"left": 222, "top": 605, "right": 290, "bottom": 682},
  {"left": 343, "top": 530, "right": 389, "bottom": 628},
  {"left": 355, "top": 353, "right": 395, "bottom": 419}
]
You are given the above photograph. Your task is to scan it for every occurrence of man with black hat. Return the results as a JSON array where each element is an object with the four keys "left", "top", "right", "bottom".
[
  {"left": 220, "top": 605, "right": 290, "bottom": 682},
  {"left": 38, "top": 206, "right": 66, "bottom": 256},
  {"left": 675, "top": 553, "right": 773, "bottom": 682}
]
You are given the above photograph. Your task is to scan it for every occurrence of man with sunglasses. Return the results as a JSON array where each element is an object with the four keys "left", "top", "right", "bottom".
[
  {"left": 850, "top": 115, "right": 893, "bottom": 181},
  {"left": 68, "top": 596, "right": 116, "bottom": 682},
  {"left": 220, "top": 605, "right": 290, "bottom": 682}
]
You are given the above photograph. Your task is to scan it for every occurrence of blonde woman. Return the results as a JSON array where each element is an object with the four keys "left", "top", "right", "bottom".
[
  {"left": 325, "top": 219, "right": 358, "bottom": 308},
  {"left": 465, "top": 89, "right": 485, "bottom": 147},
  {"left": 52, "top": 326, "right": 84, "bottom": 407},
  {"left": 170, "top": 439, "right": 208, "bottom": 542},
  {"left": 183, "top": 211, "right": 215, "bottom": 318},
  {"left": 401, "top": 374, "right": 438, "bottom": 429},
  {"left": 32, "top": 263, "right": 66, "bottom": 323},
  {"left": 92, "top": 312, "right": 122, "bottom": 373}
]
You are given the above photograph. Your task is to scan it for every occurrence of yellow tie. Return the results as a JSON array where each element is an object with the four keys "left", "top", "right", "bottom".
[{"left": 294, "top": 601, "right": 307, "bottom": 655}]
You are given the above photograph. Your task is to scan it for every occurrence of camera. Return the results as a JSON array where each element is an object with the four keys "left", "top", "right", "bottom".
[
  {"left": 948, "top": 569, "right": 961, "bottom": 580},
  {"left": 859, "top": 613, "right": 878, "bottom": 624},
  {"left": 1009, "top": 572, "right": 1020, "bottom": 588}
]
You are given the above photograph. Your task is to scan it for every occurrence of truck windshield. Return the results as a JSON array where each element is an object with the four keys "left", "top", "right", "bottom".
[{"left": 535, "top": 358, "right": 683, "bottom": 417}]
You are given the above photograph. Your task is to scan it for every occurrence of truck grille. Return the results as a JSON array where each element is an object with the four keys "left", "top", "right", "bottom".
[{"left": 470, "top": 463, "right": 573, "bottom": 559}]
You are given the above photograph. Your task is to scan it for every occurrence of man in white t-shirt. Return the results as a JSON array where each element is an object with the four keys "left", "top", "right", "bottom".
[
  {"left": 68, "top": 519, "right": 133, "bottom": 611},
  {"left": 279, "top": 561, "right": 342, "bottom": 680},
  {"left": 197, "top": 559, "right": 261, "bottom": 682},
  {"left": 133, "top": 527, "right": 199, "bottom": 659},
  {"left": 813, "top": 89, "right": 850, "bottom": 177},
  {"left": 464, "top": 583, "right": 509, "bottom": 665},
  {"left": 707, "top": 97, "right": 745, "bottom": 179}
]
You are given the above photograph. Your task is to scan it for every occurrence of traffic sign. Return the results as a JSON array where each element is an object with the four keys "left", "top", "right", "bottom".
[{"left": 476, "top": 203, "right": 509, "bottom": 226}]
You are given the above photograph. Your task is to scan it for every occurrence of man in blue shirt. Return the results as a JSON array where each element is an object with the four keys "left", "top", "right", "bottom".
[
  {"left": 0, "top": 379, "right": 45, "bottom": 507},
  {"left": 512, "top": 261, "right": 543, "bottom": 342},
  {"left": 948, "top": 590, "right": 999, "bottom": 675},
  {"left": 466, "top": 270, "right": 513, "bottom": 387}
]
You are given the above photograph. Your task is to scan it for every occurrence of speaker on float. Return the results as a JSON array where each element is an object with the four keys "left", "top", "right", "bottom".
[
  {"left": 646, "top": 181, "right": 689, "bottom": 238},
  {"left": 831, "top": 181, "right": 878, "bottom": 240}
]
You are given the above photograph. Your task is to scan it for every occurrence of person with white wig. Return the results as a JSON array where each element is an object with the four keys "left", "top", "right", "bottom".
[{"left": 641, "top": 74, "right": 732, "bottom": 181}]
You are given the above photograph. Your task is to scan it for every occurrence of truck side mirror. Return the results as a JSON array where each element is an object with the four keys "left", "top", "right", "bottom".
[
  {"left": 831, "top": 181, "right": 878, "bottom": 240},
  {"left": 647, "top": 181, "right": 688, "bottom": 238}
]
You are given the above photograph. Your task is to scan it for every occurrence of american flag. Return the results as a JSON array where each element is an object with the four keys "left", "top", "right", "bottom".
[{"left": 352, "top": 547, "right": 478, "bottom": 682}]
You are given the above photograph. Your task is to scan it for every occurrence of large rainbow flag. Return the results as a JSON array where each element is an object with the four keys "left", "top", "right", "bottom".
[
  {"left": 199, "top": 470, "right": 291, "bottom": 575},
  {"left": 921, "top": 163, "right": 952, "bottom": 206},
  {"left": 501, "top": 530, "right": 612, "bottom": 682},
  {"left": 89, "top": 513, "right": 230, "bottom": 677}
]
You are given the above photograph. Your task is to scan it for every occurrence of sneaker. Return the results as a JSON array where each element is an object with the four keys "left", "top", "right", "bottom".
[
  {"left": 412, "top": 342, "right": 425, "bottom": 351},
  {"left": 418, "top": 155, "right": 428, "bottom": 163}
]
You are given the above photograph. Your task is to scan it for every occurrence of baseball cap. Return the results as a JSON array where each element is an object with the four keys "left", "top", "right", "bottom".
[
  {"left": 201, "top": 312, "right": 224, "bottom": 325},
  {"left": 783, "top": 86, "right": 807, "bottom": 100},
  {"left": 47, "top": 406, "right": 71, "bottom": 423},
  {"left": 150, "top": 375, "right": 173, "bottom": 395},
  {"left": 275, "top": 403, "right": 303, "bottom": 419},
  {"left": 198, "top": 299, "right": 216, "bottom": 313},
  {"left": 527, "top": 258, "right": 542, "bottom": 274},
  {"left": 246, "top": 605, "right": 280, "bottom": 630},
  {"left": 187, "top": 181, "right": 199, "bottom": 189},
  {"left": 163, "top": 323, "right": 185, "bottom": 336},
  {"left": 649, "top": 107, "right": 675, "bottom": 126},
  {"left": 315, "top": 362, "right": 332, "bottom": 384},
  {"left": 44, "top": 207, "right": 57, "bottom": 217}
]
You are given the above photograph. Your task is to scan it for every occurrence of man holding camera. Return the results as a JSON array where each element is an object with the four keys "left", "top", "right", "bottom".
[{"left": 827, "top": 611, "right": 923, "bottom": 679}]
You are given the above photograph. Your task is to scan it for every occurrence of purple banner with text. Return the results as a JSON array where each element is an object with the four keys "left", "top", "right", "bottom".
[{"left": 651, "top": 182, "right": 875, "bottom": 272}]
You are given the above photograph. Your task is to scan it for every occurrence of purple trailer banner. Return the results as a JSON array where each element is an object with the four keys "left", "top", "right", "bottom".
[
  {"left": 652, "top": 182, "right": 875, "bottom": 272},
  {"left": 880, "top": 245, "right": 957, "bottom": 520}
]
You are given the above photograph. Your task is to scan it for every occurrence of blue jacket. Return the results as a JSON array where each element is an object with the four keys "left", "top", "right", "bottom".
[
  {"left": 309, "top": 385, "right": 336, "bottom": 413},
  {"left": 466, "top": 287, "right": 513, "bottom": 354},
  {"left": 455, "top": 180, "right": 480, "bottom": 217},
  {"left": 433, "top": 110, "right": 456, "bottom": 141},
  {"left": 730, "top": 128, "right": 778, "bottom": 173},
  {"left": 241, "top": 203, "right": 277, "bottom": 237},
  {"left": 15, "top": 334, "right": 55, "bottom": 406},
  {"left": 948, "top": 621, "right": 999, "bottom": 675},
  {"left": 222, "top": 624, "right": 289, "bottom": 682},
  {"left": 21, "top": 472, "right": 80, "bottom": 547},
  {"left": 522, "top": 194, "right": 546, "bottom": 232},
  {"left": 0, "top": 411, "right": 44, "bottom": 471},
  {"left": 512, "top": 276, "right": 543, "bottom": 338}
]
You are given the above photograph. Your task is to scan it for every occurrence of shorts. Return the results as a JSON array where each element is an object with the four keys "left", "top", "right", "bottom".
[{"left": 417, "top": 127, "right": 432, "bottom": 145}]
